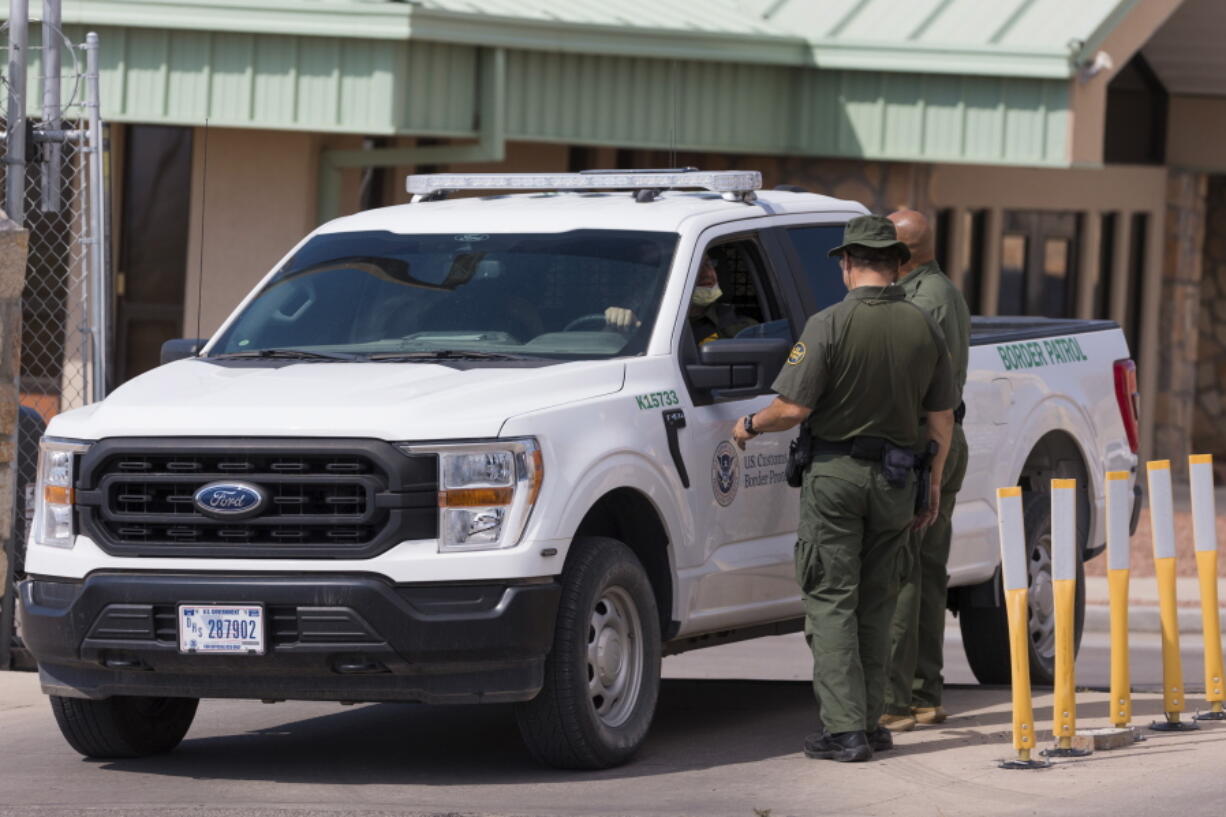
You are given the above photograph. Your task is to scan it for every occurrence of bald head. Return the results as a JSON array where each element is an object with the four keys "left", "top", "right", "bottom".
[{"left": 888, "top": 209, "right": 935, "bottom": 273}]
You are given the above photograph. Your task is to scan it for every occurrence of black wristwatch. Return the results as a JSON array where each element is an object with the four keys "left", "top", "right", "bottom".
[{"left": 744, "top": 413, "right": 759, "bottom": 436}]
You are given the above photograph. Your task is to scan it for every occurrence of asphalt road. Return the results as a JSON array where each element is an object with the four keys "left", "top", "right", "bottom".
[{"left": 1, "top": 629, "right": 1224, "bottom": 817}]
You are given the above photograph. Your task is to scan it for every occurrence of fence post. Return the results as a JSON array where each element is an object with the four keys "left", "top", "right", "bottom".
[
  {"left": 5, "top": 0, "right": 29, "bottom": 226},
  {"left": 83, "top": 32, "right": 108, "bottom": 402}
]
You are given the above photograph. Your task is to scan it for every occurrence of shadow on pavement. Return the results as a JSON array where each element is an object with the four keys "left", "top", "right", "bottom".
[{"left": 96, "top": 679, "right": 814, "bottom": 785}]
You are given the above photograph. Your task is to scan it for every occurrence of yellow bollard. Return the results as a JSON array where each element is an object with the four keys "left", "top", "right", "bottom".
[
  {"left": 1147, "top": 460, "right": 1199, "bottom": 732},
  {"left": 996, "top": 486, "right": 1051, "bottom": 769},
  {"left": 1189, "top": 454, "right": 1226, "bottom": 721},
  {"left": 1043, "top": 479, "right": 1090, "bottom": 757},
  {"left": 1105, "top": 471, "right": 1133, "bottom": 728}
]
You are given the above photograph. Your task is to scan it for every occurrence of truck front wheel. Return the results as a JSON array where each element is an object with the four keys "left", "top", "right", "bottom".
[
  {"left": 50, "top": 694, "right": 199, "bottom": 758},
  {"left": 515, "top": 536, "right": 661, "bottom": 769},
  {"left": 959, "top": 492, "right": 1085, "bottom": 686}
]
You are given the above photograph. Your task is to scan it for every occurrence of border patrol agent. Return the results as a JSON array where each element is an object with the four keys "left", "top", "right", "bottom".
[
  {"left": 880, "top": 209, "right": 972, "bottom": 731},
  {"left": 732, "top": 215, "right": 956, "bottom": 762}
]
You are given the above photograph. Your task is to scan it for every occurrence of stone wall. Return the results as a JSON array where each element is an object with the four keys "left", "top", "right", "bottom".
[
  {"left": 1, "top": 212, "right": 29, "bottom": 607},
  {"left": 1193, "top": 174, "right": 1226, "bottom": 475},
  {"left": 1153, "top": 170, "right": 1207, "bottom": 478}
]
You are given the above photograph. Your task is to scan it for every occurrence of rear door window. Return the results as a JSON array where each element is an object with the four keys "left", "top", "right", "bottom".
[{"left": 780, "top": 224, "right": 848, "bottom": 316}]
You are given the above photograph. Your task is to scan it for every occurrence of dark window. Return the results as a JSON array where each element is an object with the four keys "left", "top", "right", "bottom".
[
  {"left": 1125, "top": 213, "right": 1148, "bottom": 351},
  {"left": 1104, "top": 54, "right": 1167, "bottom": 165},
  {"left": 998, "top": 234, "right": 1028, "bottom": 315},
  {"left": 783, "top": 224, "right": 847, "bottom": 314},
  {"left": 997, "top": 211, "right": 1079, "bottom": 318},
  {"left": 1094, "top": 213, "right": 1117, "bottom": 319}
]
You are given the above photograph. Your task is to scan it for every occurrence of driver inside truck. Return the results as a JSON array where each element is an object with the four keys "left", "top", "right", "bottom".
[{"left": 604, "top": 252, "right": 757, "bottom": 344}]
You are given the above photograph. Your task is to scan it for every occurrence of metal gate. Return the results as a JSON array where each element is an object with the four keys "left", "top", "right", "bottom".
[{"left": 2, "top": 0, "right": 108, "bottom": 670}]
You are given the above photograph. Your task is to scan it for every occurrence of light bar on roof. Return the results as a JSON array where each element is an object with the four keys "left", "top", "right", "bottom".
[{"left": 405, "top": 170, "right": 762, "bottom": 196}]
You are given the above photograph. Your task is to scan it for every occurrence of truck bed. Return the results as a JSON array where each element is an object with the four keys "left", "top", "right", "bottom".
[{"left": 970, "top": 316, "right": 1119, "bottom": 346}]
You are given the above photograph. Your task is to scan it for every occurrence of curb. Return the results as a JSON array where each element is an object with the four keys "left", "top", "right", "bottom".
[{"left": 1084, "top": 604, "right": 1226, "bottom": 635}]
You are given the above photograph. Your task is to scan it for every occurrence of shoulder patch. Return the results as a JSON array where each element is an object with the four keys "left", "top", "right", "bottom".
[{"left": 787, "top": 342, "right": 806, "bottom": 365}]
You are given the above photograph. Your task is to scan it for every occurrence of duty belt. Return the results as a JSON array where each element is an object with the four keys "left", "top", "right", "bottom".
[{"left": 811, "top": 436, "right": 892, "bottom": 460}]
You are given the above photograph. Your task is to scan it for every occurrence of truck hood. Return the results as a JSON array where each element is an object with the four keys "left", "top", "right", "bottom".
[{"left": 47, "top": 358, "right": 627, "bottom": 441}]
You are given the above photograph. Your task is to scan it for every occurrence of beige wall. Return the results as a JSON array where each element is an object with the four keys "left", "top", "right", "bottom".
[
  {"left": 1168, "top": 95, "right": 1226, "bottom": 172},
  {"left": 183, "top": 128, "right": 323, "bottom": 336}
]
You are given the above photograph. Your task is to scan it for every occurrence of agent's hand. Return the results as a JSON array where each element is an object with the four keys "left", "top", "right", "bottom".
[
  {"left": 604, "top": 306, "right": 640, "bottom": 331},
  {"left": 912, "top": 484, "right": 940, "bottom": 530},
  {"left": 732, "top": 417, "right": 755, "bottom": 450}
]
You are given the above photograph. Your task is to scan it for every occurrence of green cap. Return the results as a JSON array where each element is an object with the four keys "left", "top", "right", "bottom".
[{"left": 827, "top": 215, "right": 910, "bottom": 263}]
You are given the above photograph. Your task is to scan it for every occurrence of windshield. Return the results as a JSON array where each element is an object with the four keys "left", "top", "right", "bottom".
[{"left": 210, "top": 229, "right": 679, "bottom": 361}]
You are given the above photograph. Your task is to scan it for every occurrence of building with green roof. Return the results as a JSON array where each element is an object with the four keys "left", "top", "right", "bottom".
[{"left": 8, "top": 0, "right": 1226, "bottom": 465}]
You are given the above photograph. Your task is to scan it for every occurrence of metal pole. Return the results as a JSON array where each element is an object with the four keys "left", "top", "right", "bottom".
[
  {"left": 84, "top": 32, "right": 106, "bottom": 401},
  {"left": 5, "top": 0, "right": 29, "bottom": 225},
  {"left": 1044, "top": 479, "right": 1090, "bottom": 757},
  {"left": 1147, "top": 460, "right": 1198, "bottom": 732},
  {"left": 40, "top": 0, "right": 63, "bottom": 213},
  {"left": 1106, "top": 470, "right": 1133, "bottom": 728},
  {"left": 1189, "top": 454, "right": 1226, "bottom": 720},
  {"left": 996, "top": 486, "right": 1050, "bottom": 770}
]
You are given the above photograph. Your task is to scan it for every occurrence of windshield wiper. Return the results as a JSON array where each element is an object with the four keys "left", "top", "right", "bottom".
[
  {"left": 210, "top": 348, "right": 360, "bottom": 361},
  {"left": 368, "top": 349, "right": 541, "bottom": 362}
]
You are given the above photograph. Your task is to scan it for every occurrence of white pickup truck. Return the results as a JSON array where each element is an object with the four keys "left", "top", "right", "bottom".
[{"left": 19, "top": 170, "right": 1140, "bottom": 769}]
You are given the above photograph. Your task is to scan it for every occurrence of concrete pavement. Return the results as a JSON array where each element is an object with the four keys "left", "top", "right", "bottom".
[
  {"left": 2, "top": 628, "right": 1225, "bottom": 817},
  {"left": 1083, "top": 575, "right": 1226, "bottom": 634}
]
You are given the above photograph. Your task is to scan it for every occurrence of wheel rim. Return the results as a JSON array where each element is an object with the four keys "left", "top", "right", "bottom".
[
  {"left": 586, "top": 585, "right": 644, "bottom": 729},
  {"left": 1027, "top": 531, "right": 1056, "bottom": 663}
]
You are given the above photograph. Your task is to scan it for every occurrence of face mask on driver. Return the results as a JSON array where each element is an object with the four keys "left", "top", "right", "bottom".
[{"left": 691, "top": 284, "right": 722, "bottom": 308}]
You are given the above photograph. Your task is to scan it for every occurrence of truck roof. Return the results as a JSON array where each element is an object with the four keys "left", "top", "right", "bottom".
[{"left": 318, "top": 189, "right": 869, "bottom": 236}]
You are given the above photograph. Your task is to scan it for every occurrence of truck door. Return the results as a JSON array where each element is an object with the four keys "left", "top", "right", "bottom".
[{"left": 672, "top": 228, "right": 808, "bottom": 634}]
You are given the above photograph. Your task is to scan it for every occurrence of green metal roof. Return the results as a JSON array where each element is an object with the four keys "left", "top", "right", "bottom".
[
  {"left": 734, "top": 0, "right": 1139, "bottom": 78},
  {"left": 17, "top": 0, "right": 1136, "bottom": 75},
  {"left": 0, "top": 0, "right": 1150, "bottom": 166}
]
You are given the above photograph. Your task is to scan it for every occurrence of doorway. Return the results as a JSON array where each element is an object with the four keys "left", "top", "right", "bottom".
[{"left": 115, "top": 125, "right": 193, "bottom": 383}]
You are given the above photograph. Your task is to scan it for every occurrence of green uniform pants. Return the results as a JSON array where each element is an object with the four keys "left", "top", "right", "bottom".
[
  {"left": 795, "top": 455, "right": 915, "bottom": 735},
  {"left": 884, "top": 423, "right": 969, "bottom": 714}
]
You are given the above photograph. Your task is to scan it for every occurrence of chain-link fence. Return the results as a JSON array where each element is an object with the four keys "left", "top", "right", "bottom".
[{"left": 2, "top": 18, "right": 106, "bottom": 669}]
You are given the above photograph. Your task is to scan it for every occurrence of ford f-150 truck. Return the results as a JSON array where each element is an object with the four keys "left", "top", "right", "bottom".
[{"left": 18, "top": 170, "right": 1140, "bottom": 769}]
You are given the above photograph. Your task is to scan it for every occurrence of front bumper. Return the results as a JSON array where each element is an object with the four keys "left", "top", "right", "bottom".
[{"left": 18, "top": 572, "right": 559, "bottom": 704}]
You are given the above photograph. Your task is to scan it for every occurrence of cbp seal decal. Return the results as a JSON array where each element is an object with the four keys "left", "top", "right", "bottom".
[
  {"left": 787, "top": 342, "right": 806, "bottom": 365},
  {"left": 711, "top": 441, "right": 740, "bottom": 507}
]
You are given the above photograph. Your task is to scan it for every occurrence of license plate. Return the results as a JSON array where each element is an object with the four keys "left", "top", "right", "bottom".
[{"left": 178, "top": 604, "right": 265, "bottom": 655}]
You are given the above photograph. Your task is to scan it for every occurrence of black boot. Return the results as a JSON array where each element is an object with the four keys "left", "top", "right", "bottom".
[
  {"left": 803, "top": 729, "right": 873, "bottom": 762},
  {"left": 867, "top": 725, "right": 894, "bottom": 751}
]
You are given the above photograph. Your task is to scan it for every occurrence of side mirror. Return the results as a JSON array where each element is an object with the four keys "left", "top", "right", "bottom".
[
  {"left": 160, "top": 338, "right": 207, "bottom": 365},
  {"left": 685, "top": 337, "right": 791, "bottom": 401}
]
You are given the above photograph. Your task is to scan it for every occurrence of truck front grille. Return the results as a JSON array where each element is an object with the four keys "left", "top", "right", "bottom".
[{"left": 75, "top": 439, "right": 438, "bottom": 559}]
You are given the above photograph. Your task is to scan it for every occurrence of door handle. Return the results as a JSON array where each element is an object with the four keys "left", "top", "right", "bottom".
[{"left": 662, "top": 409, "right": 689, "bottom": 489}]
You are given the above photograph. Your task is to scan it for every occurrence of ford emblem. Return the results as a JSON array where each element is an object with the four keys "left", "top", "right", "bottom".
[{"left": 193, "top": 481, "right": 267, "bottom": 519}]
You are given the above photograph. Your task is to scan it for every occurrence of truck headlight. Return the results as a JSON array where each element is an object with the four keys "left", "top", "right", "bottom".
[
  {"left": 30, "top": 438, "right": 90, "bottom": 549},
  {"left": 399, "top": 438, "right": 543, "bottom": 552}
]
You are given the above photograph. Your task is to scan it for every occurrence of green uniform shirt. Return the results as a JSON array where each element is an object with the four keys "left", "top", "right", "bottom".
[
  {"left": 772, "top": 285, "right": 957, "bottom": 449},
  {"left": 898, "top": 260, "right": 970, "bottom": 397}
]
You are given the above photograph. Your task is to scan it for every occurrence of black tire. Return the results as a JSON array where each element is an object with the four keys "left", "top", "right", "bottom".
[
  {"left": 515, "top": 536, "right": 661, "bottom": 769},
  {"left": 49, "top": 695, "right": 199, "bottom": 758},
  {"left": 960, "top": 492, "right": 1085, "bottom": 686}
]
